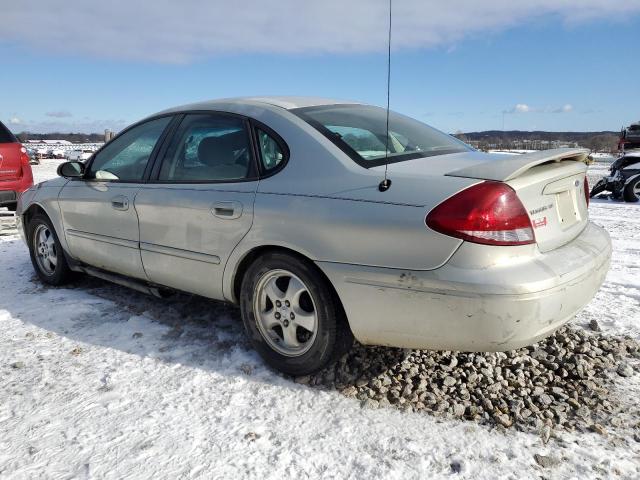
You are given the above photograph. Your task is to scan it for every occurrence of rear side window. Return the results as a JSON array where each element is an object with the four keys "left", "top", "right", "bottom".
[
  {"left": 0, "top": 121, "right": 17, "bottom": 143},
  {"left": 326, "top": 126, "right": 386, "bottom": 155},
  {"left": 158, "top": 114, "right": 254, "bottom": 182},
  {"left": 293, "top": 104, "right": 470, "bottom": 168},
  {"left": 256, "top": 128, "right": 285, "bottom": 172}
]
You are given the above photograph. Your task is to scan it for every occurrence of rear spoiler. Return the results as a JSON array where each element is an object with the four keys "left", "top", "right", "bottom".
[{"left": 446, "top": 148, "right": 591, "bottom": 182}]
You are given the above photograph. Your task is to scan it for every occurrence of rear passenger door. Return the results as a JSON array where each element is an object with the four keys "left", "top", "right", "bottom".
[{"left": 135, "top": 113, "right": 259, "bottom": 300}]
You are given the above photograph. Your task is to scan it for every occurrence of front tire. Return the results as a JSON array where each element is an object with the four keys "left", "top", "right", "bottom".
[
  {"left": 240, "top": 252, "right": 353, "bottom": 376},
  {"left": 623, "top": 177, "right": 640, "bottom": 202},
  {"left": 27, "top": 213, "right": 74, "bottom": 285}
]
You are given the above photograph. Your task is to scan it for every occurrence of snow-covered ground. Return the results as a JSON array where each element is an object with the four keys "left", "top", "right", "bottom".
[
  {"left": 591, "top": 152, "right": 617, "bottom": 160},
  {"left": 30, "top": 158, "right": 68, "bottom": 185},
  {"left": 1, "top": 161, "right": 639, "bottom": 479},
  {"left": 488, "top": 149, "right": 617, "bottom": 162}
]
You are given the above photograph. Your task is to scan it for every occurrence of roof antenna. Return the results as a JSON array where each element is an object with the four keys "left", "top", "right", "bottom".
[{"left": 378, "top": 0, "right": 393, "bottom": 192}]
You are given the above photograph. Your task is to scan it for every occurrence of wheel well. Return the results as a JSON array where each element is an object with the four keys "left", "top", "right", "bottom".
[
  {"left": 22, "top": 204, "right": 48, "bottom": 232},
  {"left": 232, "top": 246, "right": 349, "bottom": 321},
  {"left": 625, "top": 174, "right": 640, "bottom": 186}
]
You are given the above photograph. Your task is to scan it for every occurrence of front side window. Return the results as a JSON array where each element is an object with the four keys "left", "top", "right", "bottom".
[
  {"left": 87, "top": 116, "right": 171, "bottom": 181},
  {"left": 256, "top": 128, "right": 285, "bottom": 171},
  {"left": 158, "top": 114, "right": 253, "bottom": 182},
  {"left": 292, "top": 104, "right": 470, "bottom": 167}
]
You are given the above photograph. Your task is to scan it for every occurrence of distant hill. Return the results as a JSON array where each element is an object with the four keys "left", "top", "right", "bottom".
[
  {"left": 456, "top": 130, "right": 619, "bottom": 153},
  {"left": 15, "top": 132, "right": 105, "bottom": 143},
  {"left": 12, "top": 129, "right": 622, "bottom": 152}
]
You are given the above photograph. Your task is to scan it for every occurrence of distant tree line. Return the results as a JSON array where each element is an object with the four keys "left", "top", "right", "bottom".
[
  {"left": 16, "top": 132, "right": 104, "bottom": 143},
  {"left": 13, "top": 129, "right": 621, "bottom": 152},
  {"left": 456, "top": 130, "right": 620, "bottom": 153}
]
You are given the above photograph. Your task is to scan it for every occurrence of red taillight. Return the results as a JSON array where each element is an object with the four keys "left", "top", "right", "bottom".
[
  {"left": 19, "top": 146, "right": 30, "bottom": 166},
  {"left": 584, "top": 177, "right": 589, "bottom": 207},
  {"left": 426, "top": 181, "right": 535, "bottom": 246}
]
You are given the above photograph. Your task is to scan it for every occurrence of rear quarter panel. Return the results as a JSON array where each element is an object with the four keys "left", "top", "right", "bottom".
[{"left": 222, "top": 107, "right": 479, "bottom": 301}]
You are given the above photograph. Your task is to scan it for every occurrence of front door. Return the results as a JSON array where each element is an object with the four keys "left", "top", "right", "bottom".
[
  {"left": 135, "top": 113, "right": 259, "bottom": 299},
  {"left": 58, "top": 116, "right": 173, "bottom": 279}
]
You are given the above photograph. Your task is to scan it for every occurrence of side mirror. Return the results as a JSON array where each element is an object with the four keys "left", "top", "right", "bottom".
[{"left": 57, "top": 161, "right": 85, "bottom": 178}]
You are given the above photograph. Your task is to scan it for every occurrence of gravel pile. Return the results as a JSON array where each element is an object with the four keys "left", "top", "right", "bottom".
[{"left": 298, "top": 325, "right": 640, "bottom": 434}]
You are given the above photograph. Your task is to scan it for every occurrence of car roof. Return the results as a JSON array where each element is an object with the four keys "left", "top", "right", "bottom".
[
  {"left": 234, "top": 96, "right": 361, "bottom": 110},
  {"left": 156, "top": 96, "right": 362, "bottom": 115}
]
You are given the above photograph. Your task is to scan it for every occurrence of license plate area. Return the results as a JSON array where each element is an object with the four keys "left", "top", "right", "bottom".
[
  {"left": 543, "top": 174, "right": 585, "bottom": 231},
  {"left": 555, "top": 190, "right": 578, "bottom": 229}
]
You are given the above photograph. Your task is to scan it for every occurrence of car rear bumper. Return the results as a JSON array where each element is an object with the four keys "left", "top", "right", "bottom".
[
  {"left": 317, "top": 221, "right": 611, "bottom": 351},
  {"left": 1, "top": 171, "right": 33, "bottom": 205},
  {"left": 0, "top": 190, "right": 17, "bottom": 206}
]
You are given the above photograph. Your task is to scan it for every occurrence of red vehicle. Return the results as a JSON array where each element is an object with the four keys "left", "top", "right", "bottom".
[{"left": 0, "top": 121, "right": 33, "bottom": 211}]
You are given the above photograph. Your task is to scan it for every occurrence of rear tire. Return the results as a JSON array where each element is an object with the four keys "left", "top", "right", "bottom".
[
  {"left": 240, "top": 252, "right": 353, "bottom": 376},
  {"left": 27, "top": 213, "right": 75, "bottom": 285},
  {"left": 623, "top": 177, "right": 640, "bottom": 202}
]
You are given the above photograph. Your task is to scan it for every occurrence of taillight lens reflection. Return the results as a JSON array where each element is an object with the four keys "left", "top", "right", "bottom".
[
  {"left": 584, "top": 177, "right": 590, "bottom": 207},
  {"left": 425, "top": 181, "right": 535, "bottom": 246}
]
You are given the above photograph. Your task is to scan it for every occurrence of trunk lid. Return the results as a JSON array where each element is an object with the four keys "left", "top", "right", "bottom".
[
  {"left": 446, "top": 148, "right": 591, "bottom": 252},
  {"left": 445, "top": 148, "right": 590, "bottom": 182}
]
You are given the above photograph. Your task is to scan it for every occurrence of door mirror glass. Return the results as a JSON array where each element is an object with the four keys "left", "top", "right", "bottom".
[{"left": 57, "top": 161, "right": 85, "bottom": 178}]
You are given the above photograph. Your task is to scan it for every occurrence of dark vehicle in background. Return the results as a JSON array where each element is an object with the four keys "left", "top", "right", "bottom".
[
  {"left": 619, "top": 122, "right": 640, "bottom": 152},
  {"left": 24, "top": 148, "right": 41, "bottom": 165},
  {"left": 623, "top": 122, "right": 640, "bottom": 143},
  {"left": 0, "top": 121, "right": 33, "bottom": 211},
  {"left": 590, "top": 151, "right": 640, "bottom": 202}
]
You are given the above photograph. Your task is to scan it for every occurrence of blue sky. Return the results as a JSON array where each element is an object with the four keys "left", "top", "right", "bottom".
[{"left": 1, "top": 1, "right": 639, "bottom": 134}]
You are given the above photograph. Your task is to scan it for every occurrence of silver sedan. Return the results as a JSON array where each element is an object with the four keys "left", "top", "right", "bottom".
[{"left": 17, "top": 97, "right": 611, "bottom": 375}]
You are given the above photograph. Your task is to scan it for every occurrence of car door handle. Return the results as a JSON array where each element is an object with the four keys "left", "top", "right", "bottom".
[
  {"left": 111, "top": 195, "right": 129, "bottom": 211},
  {"left": 212, "top": 201, "right": 242, "bottom": 220}
]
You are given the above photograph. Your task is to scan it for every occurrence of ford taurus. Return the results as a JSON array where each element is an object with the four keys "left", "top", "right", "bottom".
[{"left": 17, "top": 97, "right": 611, "bottom": 375}]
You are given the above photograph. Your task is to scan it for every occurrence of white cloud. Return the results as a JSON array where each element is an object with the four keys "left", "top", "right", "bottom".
[
  {"left": 9, "top": 117, "right": 22, "bottom": 125},
  {"left": 504, "top": 104, "right": 532, "bottom": 114},
  {"left": 514, "top": 104, "right": 531, "bottom": 113},
  {"left": 504, "top": 103, "right": 574, "bottom": 114},
  {"left": 45, "top": 110, "right": 73, "bottom": 118},
  {"left": 553, "top": 104, "right": 573, "bottom": 113},
  {"left": 1, "top": 1, "right": 639, "bottom": 63}
]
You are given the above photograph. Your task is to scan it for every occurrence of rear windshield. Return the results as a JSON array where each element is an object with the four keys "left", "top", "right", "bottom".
[
  {"left": 0, "top": 121, "right": 17, "bottom": 144},
  {"left": 292, "top": 104, "right": 470, "bottom": 167}
]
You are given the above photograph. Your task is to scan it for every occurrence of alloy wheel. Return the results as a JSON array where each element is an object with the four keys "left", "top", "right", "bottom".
[
  {"left": 33, "top": 224, "right": 57, "bottom": 275},
  {"left": 253, "top": 269, "right": 318, "bottom": 356}
]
